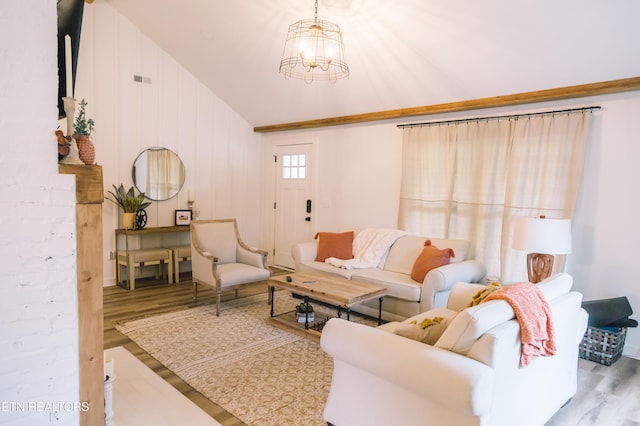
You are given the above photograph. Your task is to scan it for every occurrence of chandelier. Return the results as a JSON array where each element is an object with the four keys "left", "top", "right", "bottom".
[{"left": 279, "top": 0, "right": 349, "bottom": 83}]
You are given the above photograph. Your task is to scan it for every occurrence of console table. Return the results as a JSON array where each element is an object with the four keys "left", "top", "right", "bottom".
[{"left": 115, "top": 226, "right": 191, "bottom": 289}]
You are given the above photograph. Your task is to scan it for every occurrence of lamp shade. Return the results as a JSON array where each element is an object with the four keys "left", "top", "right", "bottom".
[{"left": 512, "top": 216, "right": 572, "bottom": 255}]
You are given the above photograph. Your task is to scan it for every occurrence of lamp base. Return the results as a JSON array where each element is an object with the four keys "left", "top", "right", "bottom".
[{"left": 526, "top": 253, "right": 554, "bottom": 284}]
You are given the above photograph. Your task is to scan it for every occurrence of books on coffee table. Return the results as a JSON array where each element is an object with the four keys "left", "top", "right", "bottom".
[
  {"left": 296, "top": 312, "right": 315, "bottom": 323},
  {"left": 296, "top": 303, "right": 314, "bottom": 323}
]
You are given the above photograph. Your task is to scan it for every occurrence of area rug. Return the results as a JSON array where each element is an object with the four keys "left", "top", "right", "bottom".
[{"left": 115, "top": 292, "right": 375, "bottom": 426}]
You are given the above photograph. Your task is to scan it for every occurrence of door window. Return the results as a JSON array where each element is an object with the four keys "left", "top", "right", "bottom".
[{"left": 282, "top": 154, "right": 306, "bottom": 179}]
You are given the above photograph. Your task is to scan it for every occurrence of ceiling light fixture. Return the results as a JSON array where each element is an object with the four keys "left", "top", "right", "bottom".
[{"left": 279, "top": 0, "right": 349, "bottom": 83}]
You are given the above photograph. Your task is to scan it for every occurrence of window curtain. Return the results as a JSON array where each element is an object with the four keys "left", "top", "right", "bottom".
[
  {"left": 399, "top": 110, "right": 593, "bottom": 283},
  {"left": 146, "top": 148, "right": 182, "bottom": 200}
]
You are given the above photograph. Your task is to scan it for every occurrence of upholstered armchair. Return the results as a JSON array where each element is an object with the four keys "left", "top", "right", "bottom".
[{"left": 190, "top": 219, "right": 270, "bottom": 315}]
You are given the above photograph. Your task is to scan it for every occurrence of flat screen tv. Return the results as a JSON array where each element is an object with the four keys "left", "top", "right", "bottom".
[{"left": 57, "top": 0, "right": 85, "bottom": 119}]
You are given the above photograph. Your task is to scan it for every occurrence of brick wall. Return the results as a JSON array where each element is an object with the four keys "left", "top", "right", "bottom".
[{"left": 0, "top": 1, "right": 81, "bottom": 425}]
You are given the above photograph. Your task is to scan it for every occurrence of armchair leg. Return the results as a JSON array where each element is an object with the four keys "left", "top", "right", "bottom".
[{"left": 216, "top": 292, "right": 221, "bottom": 317}]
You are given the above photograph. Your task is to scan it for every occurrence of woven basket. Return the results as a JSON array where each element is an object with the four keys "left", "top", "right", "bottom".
[{"left": 579, "top": 326, "right": 626, "bottom": 366}]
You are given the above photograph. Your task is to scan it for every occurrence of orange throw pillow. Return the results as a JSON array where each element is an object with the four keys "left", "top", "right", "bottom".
[
  {"left": 410, "top": 240, "right": 455, "bottom": 282},
  {"left": 314, "top": 231, "right": 354, "bottom": 262}
]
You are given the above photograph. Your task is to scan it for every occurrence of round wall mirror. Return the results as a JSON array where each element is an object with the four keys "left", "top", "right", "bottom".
[{"left": 132, "top": 147, "right": 185, "bottom": 201}]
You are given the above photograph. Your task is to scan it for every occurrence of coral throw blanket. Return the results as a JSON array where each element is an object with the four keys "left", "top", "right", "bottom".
[{"left": 484, "top": 282, "right": 556, "bottom": 367}]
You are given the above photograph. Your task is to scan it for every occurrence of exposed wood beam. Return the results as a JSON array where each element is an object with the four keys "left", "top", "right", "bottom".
[{"left": 253, "top": 76, "right": 640, "bottom": 133}]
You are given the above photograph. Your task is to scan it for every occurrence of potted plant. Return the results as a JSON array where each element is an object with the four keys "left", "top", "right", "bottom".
[
  {"left": 107, "top": 184, "right": 151, "bottom": 229},
  {"left": 73, "top": 99, "right": 96, "bottom": 165}
]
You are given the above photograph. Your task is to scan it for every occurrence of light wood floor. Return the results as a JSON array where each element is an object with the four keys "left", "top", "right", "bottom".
[
  {"left": 104, "top": 275, "right": 270, "bottom": 426},
  {"left": 104, "top": 275, "right": 640, "bottom": 426}
]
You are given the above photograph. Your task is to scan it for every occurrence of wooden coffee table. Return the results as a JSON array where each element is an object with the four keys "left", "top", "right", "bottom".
[{"left": 267, "top": 272, "right": 387, "bottom": 339}]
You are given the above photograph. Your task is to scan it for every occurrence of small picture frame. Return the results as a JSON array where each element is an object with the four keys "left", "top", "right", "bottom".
[{"left": 175, "top": 210, "right": 192, "bottom": 226}]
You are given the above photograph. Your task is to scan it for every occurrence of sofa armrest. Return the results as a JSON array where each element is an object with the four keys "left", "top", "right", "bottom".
[
  {"left": 237, "top": 245, "right": 269, "bottom": 269},
  {"left": 421, "top": 259, "right": 486, "bottom": 311},
  {"left": 291, "top": 241, "right": 318, "bottom": 266},
  {"left": 191, "top": 244, "right": 217, "bottom": 285},
  {"left": 320, "top": 318, "right": 494, "bottom": 418}
]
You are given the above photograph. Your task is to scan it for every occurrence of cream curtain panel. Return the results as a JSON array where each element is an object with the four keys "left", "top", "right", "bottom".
[{"left": 399, "top": 109, "right": 593, "bottom": 282}]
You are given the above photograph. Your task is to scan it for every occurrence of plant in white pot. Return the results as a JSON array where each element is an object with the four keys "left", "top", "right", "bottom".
[
  {"left": 107, "top": 184, "right": 151, "bottom": 229},
  {"left": 73, "top": 99, "right": 96, "bottom": 165}
]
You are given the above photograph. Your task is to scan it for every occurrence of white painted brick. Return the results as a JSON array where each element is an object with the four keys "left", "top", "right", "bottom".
[
  {"left": 23, "top": 360, "right": 78, "bottom": 393},
  {"left": 50, "top": 311, "right": 78, "bottom": 331},
  {"left": 0, "top": 370, "right": 22, "bottom": 395},
  {"left": 0, "top": 412, "right": 31, "bottom": 426},
  {"left": 0, "top": 1, "right": 81, "bottom": 423},
  {"left": 49, "top": 187, "right": 77, "bottom": 206},
  {"left": 0, "top": 319, "right": 51, "bottom": 340}
]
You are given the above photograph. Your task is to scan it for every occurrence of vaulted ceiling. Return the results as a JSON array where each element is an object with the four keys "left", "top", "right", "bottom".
[{"left": 104, "top": 0, "right": 640, "bottom": 128}]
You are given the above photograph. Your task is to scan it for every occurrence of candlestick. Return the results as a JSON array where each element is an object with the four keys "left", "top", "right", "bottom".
[
  {"left": 62, "top": 97, "right": 76, "bottom": 136},
  {"left": 187, "top": 189, "right": 193, "bottom": 202},
  {"left": 64, "top": 35, "right": 73, "bottom": 98}
]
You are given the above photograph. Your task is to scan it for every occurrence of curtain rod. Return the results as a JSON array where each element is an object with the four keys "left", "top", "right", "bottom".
[{"left": 396, "top": 106, "right": 601, "bottom": 129}]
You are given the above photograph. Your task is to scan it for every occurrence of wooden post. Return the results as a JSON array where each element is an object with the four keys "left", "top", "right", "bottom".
[{"left": 59, "top": 164, "right": 104, "bottom": 426}]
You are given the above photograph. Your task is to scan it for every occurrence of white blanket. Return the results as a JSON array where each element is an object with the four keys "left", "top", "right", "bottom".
[{"left": 325, "top": 228, "right": 410, "bottom": 270}]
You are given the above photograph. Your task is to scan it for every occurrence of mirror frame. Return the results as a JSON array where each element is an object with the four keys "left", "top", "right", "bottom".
[{"left": 132, "top": 147, "right": 185, "bottom": 201}]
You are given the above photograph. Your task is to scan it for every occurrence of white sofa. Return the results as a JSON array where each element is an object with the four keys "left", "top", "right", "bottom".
[
  {"left": 292, "top": 234, "right": 486, "bottom": 321},
  {"left": 320, "top": 273, "right": 588, "bottom": 426}
]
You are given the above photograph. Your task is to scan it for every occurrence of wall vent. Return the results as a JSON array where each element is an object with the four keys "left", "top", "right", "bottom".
[{"left": 133, "top": 74, "right": 152, "bottom": 84}]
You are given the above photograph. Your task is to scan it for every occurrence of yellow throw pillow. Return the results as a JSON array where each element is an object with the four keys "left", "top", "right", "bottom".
[
  {"left": 393, "top": 316, "right": 452, "bottom": 345},
  {"left": 467, "top": 281, "right": 502, "bottom": 307}
]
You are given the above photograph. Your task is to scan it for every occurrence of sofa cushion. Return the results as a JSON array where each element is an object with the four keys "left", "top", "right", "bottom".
[
  {"left": 393, "top": 316, "right": 453, "bottom": 345},
  {"left": 351, "top": 269, "right": 422, "bottom": 301},
  {"left": 383, "top": 236, "right": 470, "bottom": 275},
  {"left": 435, "top": 273, "right": 573, "bottom": 355},
  {"left": 447, "top": 282, "right": 490, "bottom": 312},
  {"left": 314, "top": 231, "right": 354, "bottom": 262},
  {"left": 405, "top": 307, "right": 459, "bottom": 323},
  {"left": 410, "top": 240, "right": 455, "bottom": 282},
  {"left": 377, "top": 307, "right": 458, "bottom": 333},
  {"left": 536, "top": 272, "right": 573, "bottom": 300},
  {"left": 435, "top": 299, "right": 515, "bottom": 355}
]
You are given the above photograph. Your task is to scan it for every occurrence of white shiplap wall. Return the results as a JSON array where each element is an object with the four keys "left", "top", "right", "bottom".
[{"left": 75, "top": 3, "right": 266, "bottom": 286}]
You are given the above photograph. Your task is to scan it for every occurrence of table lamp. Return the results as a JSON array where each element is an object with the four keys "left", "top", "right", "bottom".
[{"left": 512, "top": 216, "right": 572, "bottom": 283}]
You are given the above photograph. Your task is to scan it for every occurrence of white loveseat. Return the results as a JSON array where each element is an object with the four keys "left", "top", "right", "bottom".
[
  {"left": 320, "top": 273, "right": 588, "bottom": 426},
  {"left": 292, "top": 233, "right": 486, "bottom": 321}
]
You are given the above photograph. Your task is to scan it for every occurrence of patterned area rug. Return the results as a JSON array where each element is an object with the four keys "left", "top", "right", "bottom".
[{"left": 116, "top": 292, "right": 374, "bottom": 426}]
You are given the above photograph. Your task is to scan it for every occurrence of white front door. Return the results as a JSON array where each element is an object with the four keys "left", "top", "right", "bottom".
[{"left": 273, "top": 143, "right": 315, "bottom": 269}]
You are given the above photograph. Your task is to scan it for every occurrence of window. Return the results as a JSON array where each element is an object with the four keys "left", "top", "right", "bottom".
[
  {"left": 282, "top": 154, "right": 306, "bottom": 179},
  {"left": 398, "top": 109, "right": 593, "bottom": 282}
]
